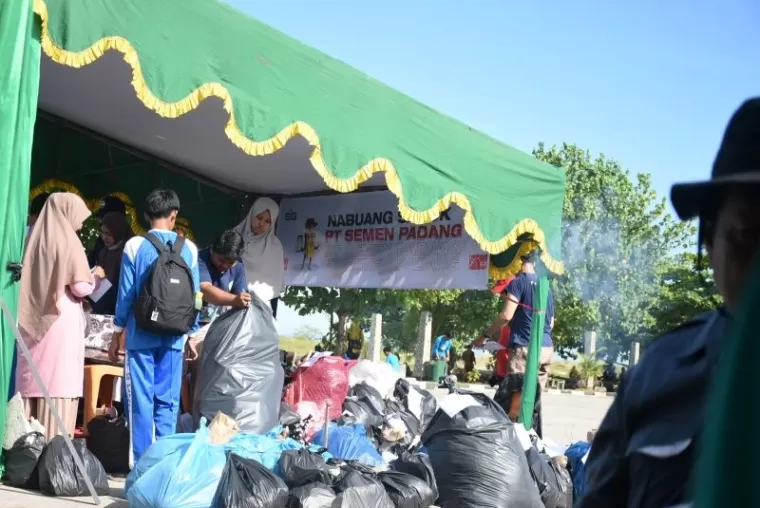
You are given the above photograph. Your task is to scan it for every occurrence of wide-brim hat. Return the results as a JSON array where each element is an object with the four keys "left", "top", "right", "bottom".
[{"left": 671, "top": 98, "right": 760, "bottom": 220}]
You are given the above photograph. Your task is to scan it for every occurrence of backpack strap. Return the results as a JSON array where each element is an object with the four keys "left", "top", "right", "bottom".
[
  {"left": 143, "top": 232, "right": 168, "bottom": 253},
  {"left": 173, "top": 235, "right": 186, "bottom": 254}
]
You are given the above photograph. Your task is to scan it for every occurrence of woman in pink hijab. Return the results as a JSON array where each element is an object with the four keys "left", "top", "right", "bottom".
[{"left": 16, "top": 192, "right": 96, "bottom": 439}]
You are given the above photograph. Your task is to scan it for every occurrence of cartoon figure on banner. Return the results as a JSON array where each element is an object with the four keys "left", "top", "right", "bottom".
[{"left": 301, "top": 218, "right": 320, "bottom": 270}]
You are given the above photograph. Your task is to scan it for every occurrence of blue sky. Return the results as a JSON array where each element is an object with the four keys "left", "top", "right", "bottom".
[{"left": 229, "top": 0, "right": 760, "bottom": 336}]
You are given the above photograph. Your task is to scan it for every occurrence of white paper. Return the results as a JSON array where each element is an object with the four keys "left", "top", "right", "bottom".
[
  {"left": 438, "top": 393, "right": 480, "bottom": 417},
  {"left": 513, "top": 423, "right": 534, "bottom": 452},
  {"left": 303, "top": 351, "right": 333, "bottom": 367},
  {"left": 89, "top": 277, "right": 112, "bottom": 303},
  {"left": 405, "top": 385, "right": 425, "bottom": 421}
]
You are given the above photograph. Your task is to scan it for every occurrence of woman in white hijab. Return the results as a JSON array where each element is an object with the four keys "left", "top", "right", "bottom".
[{"left": 234, "top": 197, "right": 285, "bottom": 315}]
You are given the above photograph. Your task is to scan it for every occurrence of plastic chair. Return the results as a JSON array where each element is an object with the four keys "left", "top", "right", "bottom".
[
  {"left": 83, "top": 331, "right": 125, "bottom": 435},
  {"left": 83, "top": 364, "right": 124, "bottom": 434}
]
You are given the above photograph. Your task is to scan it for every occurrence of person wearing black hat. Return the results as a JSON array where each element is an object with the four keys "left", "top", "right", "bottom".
[
  {"left": 580, "top": 98, "right": 760, "bottom": 508},
  {"left": 87, "top": 196, "right": 128, "bottom": 267}
]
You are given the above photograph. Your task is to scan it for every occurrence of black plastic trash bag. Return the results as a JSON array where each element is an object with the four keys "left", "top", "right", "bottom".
[
  {"left": 379, "top": 470, "right": 437, "bottom": 508},
  {"left": 211, "top": 453, "right": 289, "bottom": 508},
  {"left": 392, "top": 411, "right": 421, "bottom": 439},
  {"left": 194, "top": 297, "right": 285, "bottom": 433},
  {"left": 393, "top": 379, "right": 437, "bottom": 432},
  {"left": 86, "top": 415, "right": 130, "bottom": 474},
  {"left": 333, "top": 469, "right": 394, "bottom": 508},
  {"left": 347, "top": 383, "right": 385, "bottom": 416},
  {"left": 287, "top": 482, "right": 339, "bottom": 508},
  {"left": 280, "top": 403, "right": 302, "bottom": 426},
  {"left": 343, "top": 398, "right": 383, "bottom": 429},
  {"left": 38, "top": 436, "right": 110, "bottom": 497},
  {"left": 278, "top": 449, "right": 331, "bottom": 488},
  {"left": 383, "top": 399, "right": 405, "bottom": 415},
  {"left": 421, "top": 392, "right": 541, "bottom": 508},
  {"left": 494, "top": 373, "right": 543, "bottom": 437},
  {"left": 391, "top": 452, "right": 438, "bottom": 502},
  {"left": 525, "top": 447, "right": 568, "bottom": 508},
  {"left": 4, "top": 432, "right": 45, "bottom": 489},
  {"left": 550, "top": 457, "right": 573, "bottom": 508}
]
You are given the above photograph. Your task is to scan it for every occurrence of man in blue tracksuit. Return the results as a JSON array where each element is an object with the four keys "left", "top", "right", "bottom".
[{"left": 109, "top": 189, "right": 200, "bottom": 466}]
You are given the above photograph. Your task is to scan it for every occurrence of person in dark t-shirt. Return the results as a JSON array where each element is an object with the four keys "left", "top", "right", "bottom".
[
  {"left": 481, "top": 250, "right": 555, "bottom": 388},
  {"left": 197, "top": 229, "right": 249, "bottom": 324}
]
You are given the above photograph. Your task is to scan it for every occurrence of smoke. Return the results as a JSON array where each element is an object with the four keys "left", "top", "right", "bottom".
[{"left": 558, "top": 197, "right": 665, "bottom": 357}]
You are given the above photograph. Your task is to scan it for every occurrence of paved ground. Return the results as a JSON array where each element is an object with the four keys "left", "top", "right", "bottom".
[{"left": 2, "top": 391, "right": 613, "bottom": 507}]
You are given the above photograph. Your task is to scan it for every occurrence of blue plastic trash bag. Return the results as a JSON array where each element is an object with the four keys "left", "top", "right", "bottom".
[
  {"left": 127, "top": 424, "right": 228, "bottom": 508},
  {"left": 565, "top": 441, "right": 591, "bottom": 500},
  {"left": 311, "top": 423, "right": 384, "bottom": 468},
  {"left": 125, "top": 432, "right": 196, "bottom": 496},
  {"left": 227, "top": 432, "right": 302, "bottom": 471}
]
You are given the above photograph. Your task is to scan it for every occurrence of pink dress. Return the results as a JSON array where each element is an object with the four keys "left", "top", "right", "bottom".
[{"left": 16, "top": 281, "right": 95, "bottom": 398}]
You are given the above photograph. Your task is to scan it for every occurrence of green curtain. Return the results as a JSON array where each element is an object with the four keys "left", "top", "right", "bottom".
[
  {"left": 0, "top": 0, "right": 40, "bottom": 470},
  {"left": 519, "top": 272, "right": 548, "bottom": 428},
  {"left": 694, "top": 254, "right": 760, "bottom": 507}
]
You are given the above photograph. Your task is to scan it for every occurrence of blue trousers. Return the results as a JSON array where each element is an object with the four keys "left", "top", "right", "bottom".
[{"left": 125, "top": 347, "right": 183, "bottom": 465}]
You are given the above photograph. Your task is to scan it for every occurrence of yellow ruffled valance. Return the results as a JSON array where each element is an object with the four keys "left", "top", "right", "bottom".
[
  {"left": 29, "top": 178, "right": 196, "bottom": 241},
  {"left": 32, "top": 0, "right": 564, "bottom": 277}
]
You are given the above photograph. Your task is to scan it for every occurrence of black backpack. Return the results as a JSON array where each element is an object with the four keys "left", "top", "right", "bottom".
[{"left": 132, "top": 233, "right": 197, "bottom": 335}]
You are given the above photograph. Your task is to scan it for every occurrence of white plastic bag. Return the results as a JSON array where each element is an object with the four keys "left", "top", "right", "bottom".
[
  {"left": 349, "top": 360, "right": 401, "bottom": 399},
  {"left": 4, "top": 393, "right": 31, "bottom": 450}
]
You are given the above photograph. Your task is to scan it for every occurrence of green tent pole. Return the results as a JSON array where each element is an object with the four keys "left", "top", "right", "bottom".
[
  {"left": 694, "top": 253, "right": 760, "bottom": 507},
  {"left": 0, "top": 0, "right": 40, "bottom": 470},
  {"left": 519, "top": 267, "right": 549, "bottom": 429}
]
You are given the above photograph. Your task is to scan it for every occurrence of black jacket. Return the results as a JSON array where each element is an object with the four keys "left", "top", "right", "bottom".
[{"left": 579, "top": 310, "right": 728, "bottom": 508}]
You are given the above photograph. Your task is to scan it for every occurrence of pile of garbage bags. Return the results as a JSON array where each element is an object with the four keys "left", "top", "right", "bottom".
[
  {"left": 120, "top": 366, "right": 580, "bottom": 508},
  {"left": 3, "top": 431, "right": 110, "bottom": 497},
  {"left": 123, "top": 416, "right": 438, "bottom": 508},
  {"left": 2, "top": 392, "right": 111, "bottom": 497}
]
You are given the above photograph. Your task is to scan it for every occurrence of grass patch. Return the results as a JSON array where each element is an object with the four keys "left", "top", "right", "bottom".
[{"left": 279, "top": 337, "right": 318, "bottom": 357}]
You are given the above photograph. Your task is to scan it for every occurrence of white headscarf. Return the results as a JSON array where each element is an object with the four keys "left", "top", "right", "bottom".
[{"left": 234, "top": 197, "right": 285, "bottom": 302}]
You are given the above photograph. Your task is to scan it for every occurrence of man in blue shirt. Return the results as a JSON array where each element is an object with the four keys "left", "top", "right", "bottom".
[
  {"left": 384, "top": 347, "right": 401, "bottom": 372},
  {"left": 196, "top": 229, "right": 250, "bottom": 324},
  {"left": 483, "top": 250, "right": 555, "bottom": 389},
  {"left": 432, "top": 332, "right": 453, "bottom": 361},
  {"left": 108, "top": 189, "right": 200, "bottom": 466}
]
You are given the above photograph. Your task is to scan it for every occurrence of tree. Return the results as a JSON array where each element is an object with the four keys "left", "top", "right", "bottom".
[
  {"left": 282, "top": 287, "right": 400, "bottom": 355},
  {"left": 649, "top": 253, "right": 723, "bottom": 340},
  {"left": 576, "top": 353, "right": 605, "bottom": 390},
  {"left": 291, "top": 325, "right": 324, "bottom": 342},
  {"left": 395, "top": 289, "right": 501, "bottom": 352},
  {"left": 284, "top": 286, "right": 501, "bottom": 356},
  {"left": 533, "top": 143, "right": 696, "bottom": 358}
]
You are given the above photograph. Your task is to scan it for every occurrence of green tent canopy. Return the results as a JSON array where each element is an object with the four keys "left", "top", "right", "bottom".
[
  {"left": 32, "top": 0, "right": 565, "bottom": 277},
  {"left": 0, "top": 0, "right": 568, "bottom": 473}
]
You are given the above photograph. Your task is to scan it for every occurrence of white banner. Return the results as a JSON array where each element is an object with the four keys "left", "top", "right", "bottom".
[{"left": 277, "top": 191, "right": 489, "bottom": 289}]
